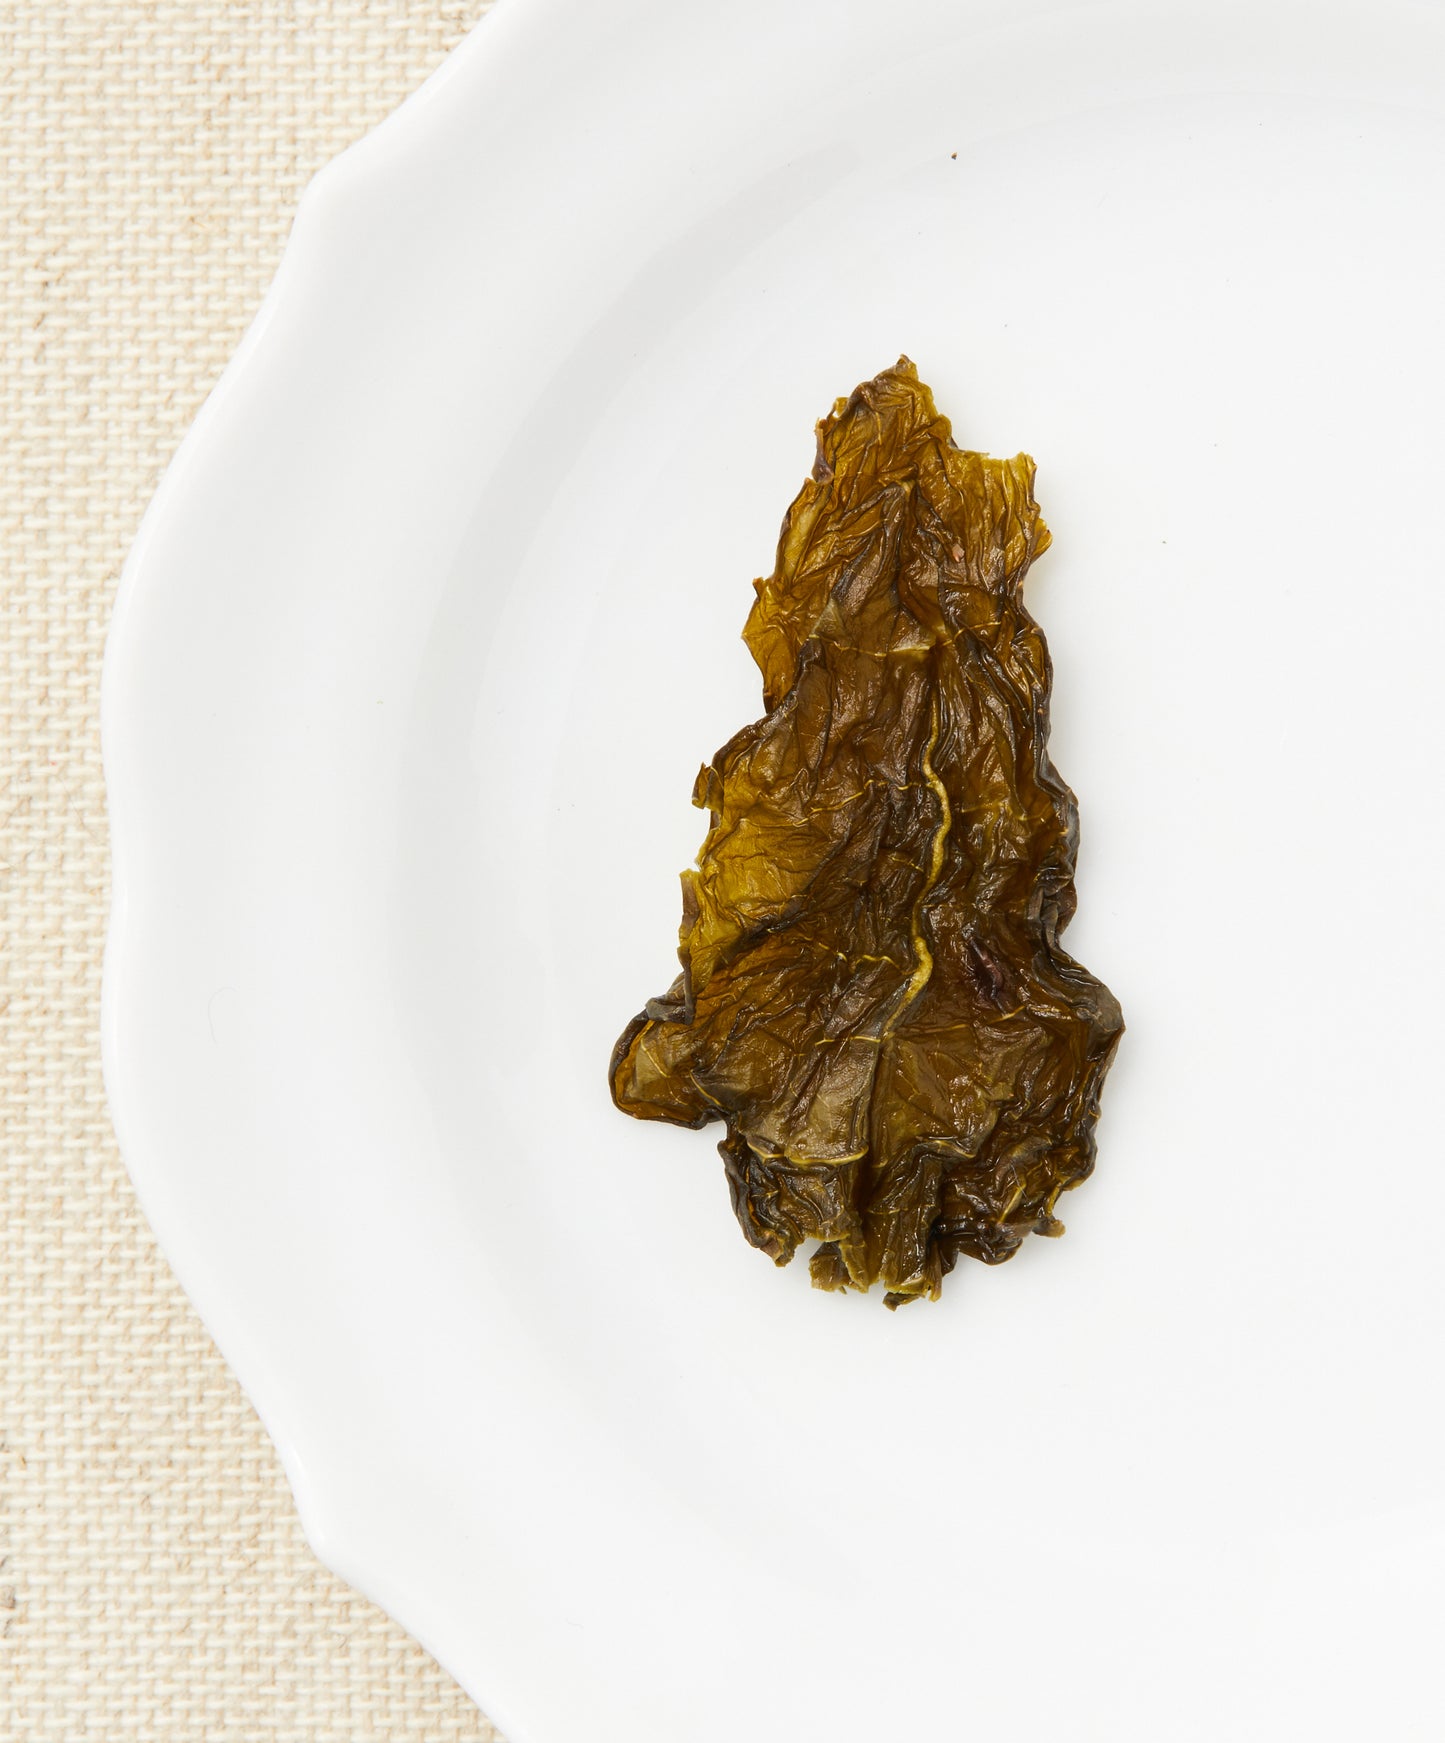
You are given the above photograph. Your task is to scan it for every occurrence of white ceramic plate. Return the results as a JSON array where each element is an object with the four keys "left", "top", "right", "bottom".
[{"left": 103, "top": 2, "right": 1445, "bottom": 1738}]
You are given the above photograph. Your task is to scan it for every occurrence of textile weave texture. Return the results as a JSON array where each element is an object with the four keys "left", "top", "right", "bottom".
[{"left": 1, "top": 5, "right": 502, "bottom": 1737}]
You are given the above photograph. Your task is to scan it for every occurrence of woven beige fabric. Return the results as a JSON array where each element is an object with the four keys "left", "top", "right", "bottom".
[{"left": 0, "top": 5, "right": 505, "bottom": 1737}]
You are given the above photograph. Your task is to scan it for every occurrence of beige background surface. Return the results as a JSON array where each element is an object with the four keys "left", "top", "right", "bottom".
[{"left": 0, "top": 4, "right": 507, "bottom": 1736}]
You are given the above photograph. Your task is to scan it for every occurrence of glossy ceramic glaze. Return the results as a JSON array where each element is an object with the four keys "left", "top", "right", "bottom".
[{"left": 103, "top": 1, "right": 1445, "bottom": 1738}]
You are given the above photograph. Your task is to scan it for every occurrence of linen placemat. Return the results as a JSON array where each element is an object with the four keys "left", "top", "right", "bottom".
[{"left": 1, "top": 5, "right": 503, "bottom": 1736}]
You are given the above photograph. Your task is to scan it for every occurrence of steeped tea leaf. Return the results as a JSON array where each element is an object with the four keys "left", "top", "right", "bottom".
[{"left": 611, "top": 360, "right": 1123, "bottom": 1306}]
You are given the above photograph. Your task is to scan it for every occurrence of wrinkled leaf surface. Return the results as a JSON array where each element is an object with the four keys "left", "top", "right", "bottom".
[{"left": 611, "top": 360, "right": 1123, "bottom": 1306}]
